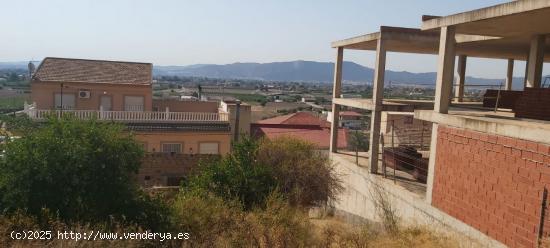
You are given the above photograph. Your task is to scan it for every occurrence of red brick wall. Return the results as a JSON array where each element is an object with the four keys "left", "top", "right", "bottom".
[{"left": 432, "top": 125, "right": 550, "bottom": 248}]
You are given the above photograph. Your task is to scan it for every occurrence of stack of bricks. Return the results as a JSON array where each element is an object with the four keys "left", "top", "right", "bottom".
[
  {"left": 432, "top": 125, "right": 550, "bottom": 248},
  {"left": 515, "top": 88, "right": 550, "bottom": 121},
  {"left": 137, "top": 153, "right": 217, "bottom": 187},
  {"left": 482, "top": 89, "right": 522, "bottom": 109}
]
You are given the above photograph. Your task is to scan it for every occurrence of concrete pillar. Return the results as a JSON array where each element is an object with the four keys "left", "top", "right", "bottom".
[
  {"left": 506, "top": 59, "right": 514, "bottom": 91},
  {"left": 526, "top": 34, "right": 545, "bottom": 88},
  {"left": 454, "top": 55, "right": 467, "bottom": 102},
  {"left": 368, "top": 37, "right": 386, "bottom": 174},
  {"left": 425, "top": 123, "right": 439, "bottom": 205},
  {"left": 434, "top": 26, "right": 456, "bottom": 114},
  {"left": 426, "top": 26, "right": 455, "bottom": 204},
  {"left": 330, "top": 47, "right": 344, "bottom": 153},
  {"left": 524, "top": 54, "right": 530, "bottom": 89}
]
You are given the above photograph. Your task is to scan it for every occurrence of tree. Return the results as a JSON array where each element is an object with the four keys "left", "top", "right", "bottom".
[{"left": 0, "top": 116, "right": 168, "bottom": 229}]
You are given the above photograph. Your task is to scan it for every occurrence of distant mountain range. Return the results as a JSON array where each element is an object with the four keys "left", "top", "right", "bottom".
[
  {"left": 0, "top": 60, "right": 531, "bottom": 90},
  {"left": 154, "top": 61, "right": 527, "bottom": 90}
]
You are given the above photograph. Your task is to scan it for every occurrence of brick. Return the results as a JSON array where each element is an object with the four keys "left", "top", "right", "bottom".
[
  {"left": 526, "top": 141, "right": 539, "bottom": 152},
  {"left": 533, "top": 153, "right": 544, "bottom": 163},
  {"left": 517, "top": 139, "right": 528, "bottom": 150},
  {"left": 488, "top": 135, "right": 498, "bottom": 144},
  {"left": 538, "top": 144, "right": 550, "bottom": 155},
  {"left": 540, "top": 173, "right": 550, "bottom": 184},
  {"left": 522, "top": 150, "right": 534, "bottom": 160}
]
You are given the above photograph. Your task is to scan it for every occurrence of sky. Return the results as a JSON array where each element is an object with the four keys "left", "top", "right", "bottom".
[{"left": 1, "top": 0, "right": 548, "bottom": 79}]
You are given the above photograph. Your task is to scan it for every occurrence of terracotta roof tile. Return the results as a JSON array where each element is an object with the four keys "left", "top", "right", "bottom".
[
  {"left": 33, "top": 57, "right": 152, "bottom": 85},
  {"left": 257, "top": 112, "right": 330, "bottom": 127},
  {"left": 339, "top": 111, "right": 362, "bottom": 117},
  {"left": 255, "top": 126, "right": 348, "bottom": 149}
]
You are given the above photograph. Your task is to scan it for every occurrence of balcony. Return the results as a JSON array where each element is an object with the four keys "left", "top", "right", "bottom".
[{"left": 23, "top": 103, "right": 229, "bottom": 124}]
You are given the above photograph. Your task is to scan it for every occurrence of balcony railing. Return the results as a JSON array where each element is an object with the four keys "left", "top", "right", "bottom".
[{"left": 23, "top": 104, "right": 229, "bottom": 123}]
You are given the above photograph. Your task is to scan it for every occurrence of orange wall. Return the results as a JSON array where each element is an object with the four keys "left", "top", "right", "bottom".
[
  {"left": 31, "top": 81, "right": 153, "bottom": 111},
  {"left": 433, "top": 125, "right": 550, "bottom": 248},
  {"left": 134, "top": 131, "right": 231, "bottom": 155}
]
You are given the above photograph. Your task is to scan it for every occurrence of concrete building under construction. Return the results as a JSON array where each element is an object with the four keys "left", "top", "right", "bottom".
[{"left": 329, "top": 1, "right": 550, "bottom": 247}]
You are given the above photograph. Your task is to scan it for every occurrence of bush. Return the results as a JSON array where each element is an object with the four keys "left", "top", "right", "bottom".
[
  {"left": 171, "top": 191, "right": 315, "bottom": 248},
  {"left": 257, "top": 136, "right": 342, "bottom": 207},
  {"left": 245, "top": 192, "right": 315, "bottom": 247},
  {"left": 171, "top": 190, "right": 246, "bottom": 247},
  {"left": 0, "top": 210, "right": 155, "bottom": 248},
  {"left": 185, "top": 137, "right": 276, "bottom": 209},
  {"left": 0, "top": 116, "right": 168, "bottom": 230}
]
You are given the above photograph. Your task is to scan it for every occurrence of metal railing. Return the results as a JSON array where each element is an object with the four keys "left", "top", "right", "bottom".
[
  {"left": 379, "top": 120, "right": 430, "bottom": 184},
  {"left": 23, "top": 103, "right": 229, "bottom": 123},
  {"left": 452, "top": 83, "right": 504, "bottom": 112}
]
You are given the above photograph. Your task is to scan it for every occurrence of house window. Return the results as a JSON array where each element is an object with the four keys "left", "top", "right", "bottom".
[
  {"left": 199, "top": 142, "right": 219, "bottom": 154},
  {"left": 54, "top": 93, "right": 76, "bottom": 110},
  {"left": 124, "top": 96, "right": 144, "bottom": 111},
  {"left": 162, "top": 143, "right": 182, "bottom": 153},
  {"left": 100, "top": 95, "right": 112, "bottom": 111}
]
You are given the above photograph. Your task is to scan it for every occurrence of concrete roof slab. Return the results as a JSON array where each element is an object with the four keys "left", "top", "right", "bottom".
[{"left": 422, "top": 0, "right": 550, "bottom": 37}]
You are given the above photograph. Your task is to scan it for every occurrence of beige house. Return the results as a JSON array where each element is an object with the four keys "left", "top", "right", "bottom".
[{"left": 27, "top": 57, "right": 233, "bottom": 186}]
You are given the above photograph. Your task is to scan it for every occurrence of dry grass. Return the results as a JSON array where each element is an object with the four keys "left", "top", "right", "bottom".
[{"left": 311, "top": 217, "right": 462, "bottom": 248}]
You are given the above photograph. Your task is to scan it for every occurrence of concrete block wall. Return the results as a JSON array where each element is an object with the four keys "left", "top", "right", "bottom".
[{"left": 432, "top": 125, "right": 550, "bottom": 248}]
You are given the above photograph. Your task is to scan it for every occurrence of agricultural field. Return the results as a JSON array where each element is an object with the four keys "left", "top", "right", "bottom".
[
  {"left": 0, "top": 90, "right": 29, "bottom": 112},
  {"left": 251, "top": 102, "right": 312, "bottom": 122}
]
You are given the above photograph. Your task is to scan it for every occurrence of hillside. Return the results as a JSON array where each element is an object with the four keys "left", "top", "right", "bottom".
[
  {"left": 0, "top": 60, "right": 529, "bottom": 89},
  {"left": 154, "top": 60, "right": 526, "bottom": 89}
]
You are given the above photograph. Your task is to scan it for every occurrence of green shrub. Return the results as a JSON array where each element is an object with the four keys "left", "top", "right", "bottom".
[
  {"left": 171, "top": 191, "right": 315, "bottom": 248},
  {"left": 185, "top": 137, "right": 276, "bottom": 210},
  {"left": 257, "top": 136, "right": 342, "bottom": 207},
  {"left": 0, "top": 116, "right": 168, "bottom": 230}
]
